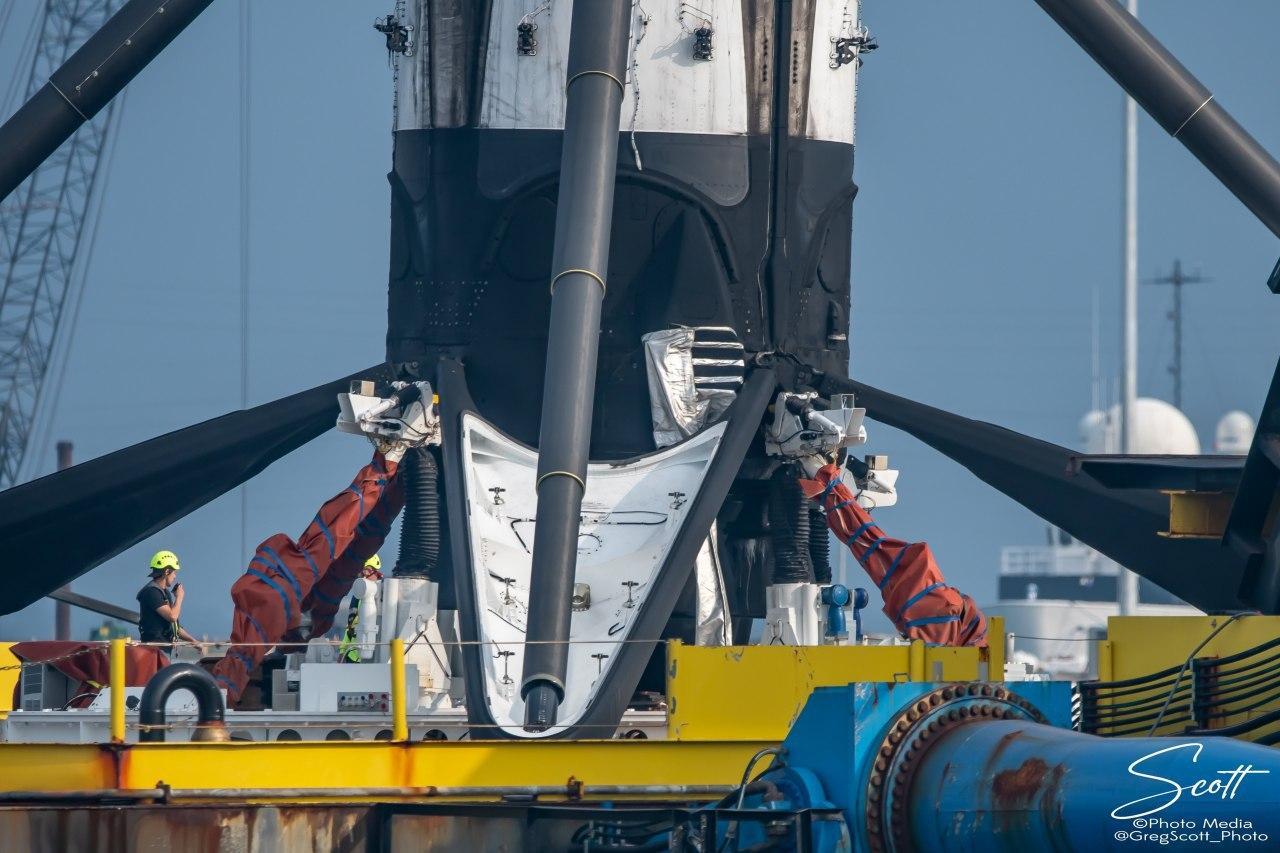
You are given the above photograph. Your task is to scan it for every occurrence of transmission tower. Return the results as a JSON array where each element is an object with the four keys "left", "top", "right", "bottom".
[
  {"left": 1146, "top": 259, "right": 1208, "bottom": 409},
  {"left": 0, "top": 0, "right": 124, "bottom": 487}
]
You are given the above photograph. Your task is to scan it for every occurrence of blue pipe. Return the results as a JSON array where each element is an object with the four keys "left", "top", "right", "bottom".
[{"left": 909, "top": 720, "right": 1280, "bottom": 850}]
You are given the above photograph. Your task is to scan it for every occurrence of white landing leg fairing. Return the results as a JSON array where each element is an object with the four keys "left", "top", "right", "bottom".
[{"left": 459, "top": 415, "right": 726, "bottom": 738}]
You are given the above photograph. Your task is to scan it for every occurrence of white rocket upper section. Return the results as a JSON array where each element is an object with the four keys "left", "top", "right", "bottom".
[
  {"left": 395, "top": 0, "right": 862, "bottom": 144},
  {"left": 807, "top": 0, "right": 861, "bottom": 144}
]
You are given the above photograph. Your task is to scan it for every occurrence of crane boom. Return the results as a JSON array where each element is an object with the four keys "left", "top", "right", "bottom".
[{"left": 0, "top": 0, "right": 125, "bottom": 486}]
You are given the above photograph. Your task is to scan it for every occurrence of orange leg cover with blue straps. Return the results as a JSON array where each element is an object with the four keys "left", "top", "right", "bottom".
[
  {"left": 212, "top": 451, "right": 402, "bottom": 700},
  {"left": 799, "top": 463, "right": 988, "bottom": 647}
]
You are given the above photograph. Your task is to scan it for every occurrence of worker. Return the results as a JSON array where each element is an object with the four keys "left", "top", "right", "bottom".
[
  {"left": 211, "top": 381, "right": 433, "bottom": 702},
  {"left": 337, "top": 555, "right": 383, "bottom": 663},
  {"left": 798, "top": 455, "right": 988, "bottom": 647},
  {"left": 136, "top": 550, "right": 201, "bottom": 649}
]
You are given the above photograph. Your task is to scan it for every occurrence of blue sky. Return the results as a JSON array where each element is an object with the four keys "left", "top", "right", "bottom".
[{"left": 1, "top": 1, "right": 1277, "bottom": 639}]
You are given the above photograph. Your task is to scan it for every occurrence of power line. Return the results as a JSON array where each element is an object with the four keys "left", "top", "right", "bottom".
[{"left": 239, "top": 0, "right": 251, "bottom": 559}]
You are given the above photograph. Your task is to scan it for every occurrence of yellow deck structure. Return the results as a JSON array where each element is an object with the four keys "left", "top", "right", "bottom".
[
  {"left": 666, "top": 633, "right": 1003, "bottom": 740},
  {"left": 3, "top": 616, "right": 1280, "bottom": 851},
  {"left": 0, "top": 630, "right": 1004, "bottom": 799},
  {"left": 1094, "top": 614, "right": 1280, "bottom": 739}
]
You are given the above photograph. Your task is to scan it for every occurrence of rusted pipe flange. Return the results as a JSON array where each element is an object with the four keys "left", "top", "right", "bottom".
[{"left": 864, "top": 683, "right": 1046, "bottom": 853}]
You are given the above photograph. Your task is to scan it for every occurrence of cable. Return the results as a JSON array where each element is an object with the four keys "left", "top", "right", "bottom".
[
  {"left": 627, "top": 0, "right": 649, "bottom": 171},
  {"left": 719, "top": 746, "right": 785, "bottom": 851},
  {"left": 0, "top": 0, "right": 41, "bottom": 119},
  {"left": 25, "top": 90, "right": 128, "bottom": 481},
  {"left": 519, "top": 1, "right": 553, "bottom": 27},
  {"left": 1147, "top": 613, "right": 1251, "bottom": 735},
  {"left": 238, "top": 0, "right": 252, "bottom": 561},
  {"left": 0, "top": 0, "right": 18, "bottom": 57}
]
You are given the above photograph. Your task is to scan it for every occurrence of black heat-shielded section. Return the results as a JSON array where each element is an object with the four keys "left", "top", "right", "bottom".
[
  {"left": 1225, "top": 354, "right": 1280, "bottom": 613},
  {"left": 1075, "top": 456, "right": 1243, "bottom": 493},
  {"left": 0, "top": 364, "right": 392, "bottom": 616},
  {"left": 823, "top": 375, "right": 1252, "bottom": 614},
  {"left": 437, "top": 359, "right": 775, "bottom": 738},
  {"left": 386, "top": 129, "right": 854, "bottom": 461}
]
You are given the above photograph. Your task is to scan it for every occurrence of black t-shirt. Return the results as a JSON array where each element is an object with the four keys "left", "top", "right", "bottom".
[{"left": 137, "top": 583, "right": 177, "bottom": 643}]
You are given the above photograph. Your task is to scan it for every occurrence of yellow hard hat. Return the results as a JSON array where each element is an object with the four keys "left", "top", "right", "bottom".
[
  {"left": 150, "top": 550, "right": 180, "bottom": 572},
  {"left": 364, "top": 554, "right": 382, "bottom": 571}
]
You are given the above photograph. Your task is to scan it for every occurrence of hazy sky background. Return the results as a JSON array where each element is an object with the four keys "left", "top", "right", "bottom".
[{"left": 1, "top": 1, "right": 1277, "bottom": 639}]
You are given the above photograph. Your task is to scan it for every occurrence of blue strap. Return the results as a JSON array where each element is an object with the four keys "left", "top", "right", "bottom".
[
  {"left": 311, "top": 585, "right": 342, "bottom": 607},
  {"left": 816, "top": 477, "right": 842, "bottom": 501},
  {"left": 905, "top": 614, "right": 961, "bottom": 629},
  {"left": 259, "top": 546, "right": 304, "bottom": 604},
  {"left": 243, "top": 610, "right": 269, "bottom": 642},
  {"left": 878, "top": 547, "right": 909, "bottom": 590},
  {"left": 844, "top": 520, "right": 875, "bottom": 546},
  {"left": 314, "top": 514, "right": 337, "bottom": 560},
  {"left": 897, "top": 582, "right": 946, "bottom": 620},
  {"left": 213, "top": 674, "right": 237, "bottom": 689},
  {"left": 298, "top": 547, "right": 321, "bottom": 584},
  {"left": 230, "top": 649, "right": 256, "bottom": 670},
  {"left": 247, "top": 568, "right": 293, "bottom": 620},
  {"left": 964, "top": 613, "right": 983, "bottom": 634},
  {"left": 832, "top": 497, "right": 858, "bottom": 512},
  {"left": 860, "top": 536, "right": 885, "bottom": 562},
  {"left": 350, "top": 481, "right": 371, "bottom": 514},
  {"left": 358, "top": 514, "right": 391, "bottom": 538}
]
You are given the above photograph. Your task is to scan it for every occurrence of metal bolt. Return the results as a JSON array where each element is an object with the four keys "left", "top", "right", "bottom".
[
  {"left": 591, "top": 652, "right": 609, "bottom": 674},
  {"left": 495, "top": 650, "right": 514, "bottom": 684},
  {"left": 489, "top": 486, "right": 506, "bottom": 505},
  {"left": 622, "top": 580, "right": 640, "bottom": 608}
]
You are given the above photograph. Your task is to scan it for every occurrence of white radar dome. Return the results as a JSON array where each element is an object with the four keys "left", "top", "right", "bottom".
[
  {"left": 1078, "top": 398, "right": 1200, "bottom": 455},
  {"left": 1215, "top": 411, "right": 1256, "bottom": 454}
]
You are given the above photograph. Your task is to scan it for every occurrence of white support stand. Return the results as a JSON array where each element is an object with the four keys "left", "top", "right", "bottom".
[{"left": 760, "top": 583, "right": 822, "bottom": 646}]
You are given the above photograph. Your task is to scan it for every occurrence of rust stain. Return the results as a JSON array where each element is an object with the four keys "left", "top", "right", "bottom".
[
  {"left": 979, "top": 730, "right": 1023, "bottom": 787},
  {"left": 1042, "top": 762, "right": 1069, "bottom": 839},
  {"left": 991, "top": 758, "right": 1052, "bottom": 809},
  {"left": 98, "top": 743, "right": 126, "bottom": 790}
]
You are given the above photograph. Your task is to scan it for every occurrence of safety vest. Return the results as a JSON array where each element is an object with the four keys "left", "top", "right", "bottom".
[{"left": 337, "top": 594, "right": 361, "bottom": 663}]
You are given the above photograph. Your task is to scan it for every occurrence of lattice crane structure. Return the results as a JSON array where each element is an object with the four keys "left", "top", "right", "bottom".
[{"left": 0, "top": 0, "right": 123, "bottom": 486}]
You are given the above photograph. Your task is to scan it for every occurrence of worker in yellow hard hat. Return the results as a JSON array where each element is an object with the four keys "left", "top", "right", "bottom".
[
  {"left": 136, "top": 549, "right": 200, "bottom": 648},
  {"left": 338, "top": 554, "right": 383, "bottom": 663}
]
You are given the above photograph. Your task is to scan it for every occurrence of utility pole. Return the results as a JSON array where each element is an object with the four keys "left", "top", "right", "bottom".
[
  {"left": 1147, "top": 260, "right": 1207, "bottom": 409},
  {"left": 1117, "top": 0, "right": 1140, "bottom": 617},
  {"left": 53, "top": 440, "right": 73, "bottom": 639}
]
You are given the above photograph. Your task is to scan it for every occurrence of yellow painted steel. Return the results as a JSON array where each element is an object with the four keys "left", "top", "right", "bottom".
[
  {"left": 109, "top": 639, "right": 126, "bottom": 744},
  {"left": 0, "top": 745, "right": 116, "bottom": 792},
  {"left": 666, "top": 639, "right": 994, "bottom": 740},
  {"left": 0, "top": 642, "right": 18, "bottom": 715},
  {"left": 908, "top": 640, "right": 925, "bottom": 680},
  {"left": 1105, "top": 615, "right": 1280, "bottom": 738},
  {"left": 1161, "top": 490, "right": 1233, "bottom": 538},
  {"left": 1096, "top": 639, "right": 1113, "bottom": 682},
  {"left": 986, "top": 616, "right": 1006, "bottom": 680},
  {"left": 389, "top": 638, "right": 408, "bottom": 742},
  {"left": 0, "top": 740, "right": 773, "bottom": 799}
]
